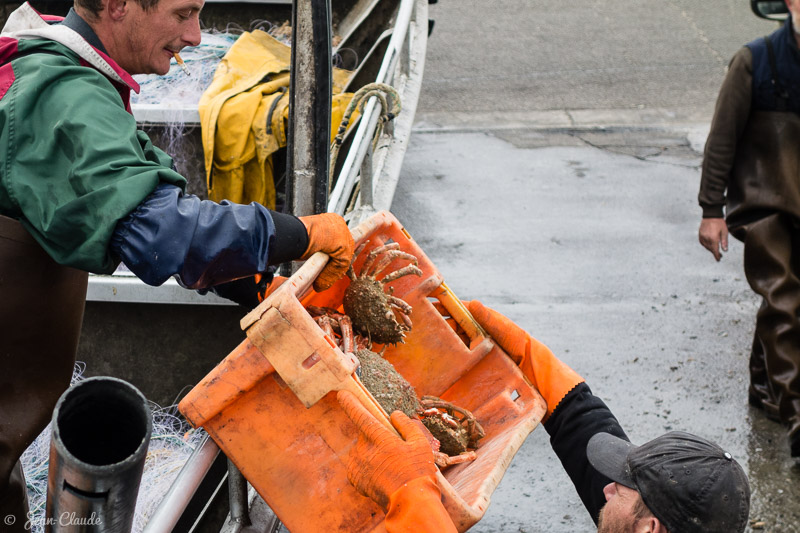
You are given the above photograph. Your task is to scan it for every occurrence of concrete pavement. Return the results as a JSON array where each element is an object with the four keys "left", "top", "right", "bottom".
[
  {"left": 418, "top": 0, "right": 776, "bottom": 121},
  {"left": 392, "top": 125, "right": 798, "bottom": 531},
  {"left": 391, "top": 3, "right": 799, "bottom": 528}
]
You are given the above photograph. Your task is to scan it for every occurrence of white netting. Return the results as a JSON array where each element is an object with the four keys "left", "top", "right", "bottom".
[{"left": 21, "top": 363, "right": 207, "bottom": 533}]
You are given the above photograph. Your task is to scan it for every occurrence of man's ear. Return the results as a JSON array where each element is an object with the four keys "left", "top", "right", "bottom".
[
  {"left": 634, "top": 517, "right": 667, "bottom": 533},
  {"left": 106, "top": 0, "right": 128, "bottom": 20},
  {"left": 651, "top": 517, "right": 669, "bottom": 533}
]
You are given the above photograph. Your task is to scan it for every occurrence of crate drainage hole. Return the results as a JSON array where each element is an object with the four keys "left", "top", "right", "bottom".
[
  {"left": 303, "top": 352, "right": 321, "bottom": 369},
  {"left": 510, "top": 389, "right": 520, "bottom": 402}
]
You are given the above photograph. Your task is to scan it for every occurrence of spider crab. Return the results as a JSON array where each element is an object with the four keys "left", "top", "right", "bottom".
[
  {"left": 418, "top": 396, "right": 485, "bottom": 462},
  {"left": 307, "top": 289, "right": 485, "bottom": 467},
  {"left": 342, "top": 241, "right": 423, "bottom": 345},
  {"left": 307, "top": 306, "right": 419, "bottom": 418}
]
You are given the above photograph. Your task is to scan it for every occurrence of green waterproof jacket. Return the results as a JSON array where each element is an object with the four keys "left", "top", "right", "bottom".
[{"left": 0, "top": 6, "right": 186, "bottom": 273}]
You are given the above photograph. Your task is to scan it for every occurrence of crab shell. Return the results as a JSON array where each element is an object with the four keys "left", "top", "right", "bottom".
[
  {"left": 355, "top": 348, "right": 420, "bottom": 417},
  {"left": 343, "top": 277, "right": 406, "bottom": 345},
  {"left": 421, "top": 416, "right": 470, "bottom": 456}
]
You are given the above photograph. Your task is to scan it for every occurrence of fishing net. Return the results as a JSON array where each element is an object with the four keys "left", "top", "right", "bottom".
[{"left": 21, "top": 363, "right": 207, "bottom": 533}]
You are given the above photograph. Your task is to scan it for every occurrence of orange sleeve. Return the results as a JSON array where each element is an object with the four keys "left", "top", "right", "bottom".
[{"left": 385, "top": 476, "right": 458, "bottom": 533}]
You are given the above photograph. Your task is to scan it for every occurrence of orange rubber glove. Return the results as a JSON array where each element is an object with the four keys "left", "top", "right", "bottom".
[
  {"left": 337, "top": 390, "right": 438, "bottom": 509},
  {"left": 299, "top": 213, "right": 355, "bottom": 292},
  {"left": 467, "top": 300, "right": 584, "bottom": 422},
  {"left": 384, "top": 476, "right": 457, "bottom": 533},
  {"left": 337, "top": 391, "right": 457, "bottom": 533}
]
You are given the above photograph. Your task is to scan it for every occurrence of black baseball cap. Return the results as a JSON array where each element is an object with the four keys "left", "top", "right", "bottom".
[{"left": 587, "top": 431, "right": 750, "bottom": 533}]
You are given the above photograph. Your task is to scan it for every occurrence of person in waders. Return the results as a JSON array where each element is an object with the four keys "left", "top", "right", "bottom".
[{"left": 698, "top": 0, "right": 800, "bottom": 458}]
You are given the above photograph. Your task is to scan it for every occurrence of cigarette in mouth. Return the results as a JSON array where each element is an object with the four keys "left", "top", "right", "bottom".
[{"left": 173, "top": 52, "right": 190, "bottom": 75}]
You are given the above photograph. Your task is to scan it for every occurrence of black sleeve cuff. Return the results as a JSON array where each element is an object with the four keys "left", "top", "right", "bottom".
[
  {"left": 543, "top": 383, "right": 629, "bottom": 524},
  {"left": 268, "top": 211, "right": 309, "bottom": 265},
  {"left": 207, "top": 272, "right": 274, "bottom": 309},
  {"left": 701, "top": 205, "right": 726, "bottom": 218}
]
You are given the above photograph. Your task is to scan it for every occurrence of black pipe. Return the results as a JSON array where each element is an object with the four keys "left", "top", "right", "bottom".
[
  {"left": 46, "top": 377, "right": 152, "bottom": 532},
  {"left": 286, "top": 0, "right": 333, "bottom": 217},
  {"left": 311, "top": 0, "right": 333, "bottom": 215}
]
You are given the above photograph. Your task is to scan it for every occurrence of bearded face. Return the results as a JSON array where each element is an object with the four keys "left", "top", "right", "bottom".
[{"left": 596, "top": 483, "right": 657, "bottom": 533}]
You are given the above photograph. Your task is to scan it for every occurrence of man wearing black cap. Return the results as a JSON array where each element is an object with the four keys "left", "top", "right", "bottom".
[
  {"left": 336, "top": 302, "right": 751, "bottom": 532},
  {"left": 587, "top": 432, "right": 750, "bottom": 532}
]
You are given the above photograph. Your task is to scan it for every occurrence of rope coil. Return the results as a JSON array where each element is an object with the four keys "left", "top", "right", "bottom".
[{"left": 329, "top": 82, "right": 401, "bottom": 196}]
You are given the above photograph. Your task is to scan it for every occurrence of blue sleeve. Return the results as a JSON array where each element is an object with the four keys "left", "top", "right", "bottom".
[
  {"left": 543, "top": 383, "right": 630, "bottom": 524},
  {"left": 110, "top": 184, "right": 307, "bottom": 289}
]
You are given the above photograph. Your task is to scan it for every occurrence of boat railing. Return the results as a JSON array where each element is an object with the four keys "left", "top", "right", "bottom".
[{"left": 329, "top": 0, "right": 427, "bottom": 223}]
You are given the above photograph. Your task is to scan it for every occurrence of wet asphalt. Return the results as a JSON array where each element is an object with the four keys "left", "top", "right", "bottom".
[{"left": 390, "top": 1, "right": 800, "bottom": 531}]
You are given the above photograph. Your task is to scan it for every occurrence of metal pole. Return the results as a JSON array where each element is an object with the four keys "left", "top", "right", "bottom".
[
  {"left": 286, "top": 0, "right": 333, "bottom": 217},
  {"left": 46, "top": 377, "right": 152, "bottom": 533},
  {"left": 227, "top": 459, "right": 251, "bottom": 527},
  {"left": 141, "top": 436, "right": 222, "bottom": 533}
]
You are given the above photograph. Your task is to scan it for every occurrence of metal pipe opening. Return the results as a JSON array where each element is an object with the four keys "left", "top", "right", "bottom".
[{"left": 56, "top": 378, "right": 150, "bottom": 466}]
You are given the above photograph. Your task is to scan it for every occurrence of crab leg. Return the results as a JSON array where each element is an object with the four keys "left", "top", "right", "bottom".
[
  {"left": 421, "top": 397, "right": 472, "bottom": 419},
  {"left": 339, "top": 315, "right": 355, "bottom": 354},
  {"left": 440, "top": 413, "right": 460, "bottom": 429},
  {"left": 387, "top": 297, "right": 414, "bottom": 329},
  {"left": 370, "top": 251, "right": 419, "bottom": 279},
  {"left": 393, "top": 308, "right": 413, "bottom": 329},
  {"left": 381, "top": 264, "right": 423, "bottom": 284},
  {"left": 354, "top": 334, "right": 371, "bottom": 351},
  {"left": 347, "top": 242, "right": 368, "bottom": 281},
  {"left": 307, "top": 306, "right": 345, "bottom": 319},
  {"left": 433, "top": 451, "right": 451, "bottom": 468},
  {"left": 445, "top": 451, "right": 478, "bottom": 466},
  {"left": 315, "top": 316, "right": 336, "bottom": 339},
  {"left": 433, "top": 450, "right": 478, "bottom": 468},
  {"left": 387, "top": 295, "right": 413, "bottom": 315},
  {"left": 360, "top": 243, "right": 400, "bottom": 276}
]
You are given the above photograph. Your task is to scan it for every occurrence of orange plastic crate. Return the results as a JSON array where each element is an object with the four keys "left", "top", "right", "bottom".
[{"left": 179, "top": 211, "right": 546, "bottom": 532}]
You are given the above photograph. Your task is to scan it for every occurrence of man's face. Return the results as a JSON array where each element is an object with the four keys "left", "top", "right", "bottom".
[
  {"left": 115, "top": 0, "right": 203, "bottom": 75},
  {"left": 597, "top": 483, "right": 650, "bottom": 533},
  {"left": 787, "top": 0, "right": 800, "bottom": 24}
]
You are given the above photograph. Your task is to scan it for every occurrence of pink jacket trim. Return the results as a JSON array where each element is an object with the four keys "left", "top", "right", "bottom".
[{"left": 0, "top": 63, "right": 15, "bottom": 101}]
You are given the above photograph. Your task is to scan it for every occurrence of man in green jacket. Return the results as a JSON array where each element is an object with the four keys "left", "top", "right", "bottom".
[{"left": 0, "top": 0, "right": 354, "bottom": 527}]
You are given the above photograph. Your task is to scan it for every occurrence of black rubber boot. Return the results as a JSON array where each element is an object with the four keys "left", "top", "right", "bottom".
[{"left": 748, "top": 326, "right": 781, "bottom": 422}]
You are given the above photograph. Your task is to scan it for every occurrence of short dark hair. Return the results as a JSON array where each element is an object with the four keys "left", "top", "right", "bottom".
[
  {"left": 632, "top": 498, "right": 670, "bottom": 533},
  {"left": 631, "top": 497, "right": 653, "bottom": 521},
  {"left": 74, "top": 0, "right": 161, "bottom": 19}
]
